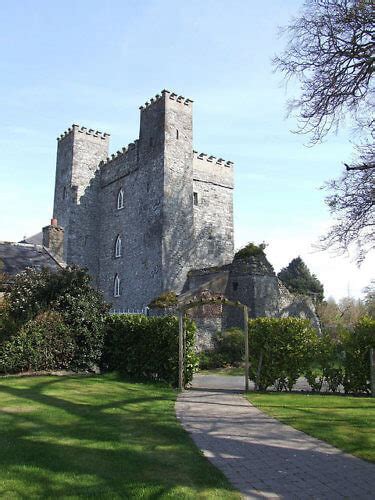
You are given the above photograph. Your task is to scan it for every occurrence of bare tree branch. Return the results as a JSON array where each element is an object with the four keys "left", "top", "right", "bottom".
[
  {"left": 274, "top": 0, "right": 374, "bottom": 143},
  {"left": 274, "top": 0, "right": 375, "bottom": 262}
]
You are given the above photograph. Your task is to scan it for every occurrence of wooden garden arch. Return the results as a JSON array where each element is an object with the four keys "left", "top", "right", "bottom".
[{"left": 177, "top": 298, "right": 249, "bottom": 392}]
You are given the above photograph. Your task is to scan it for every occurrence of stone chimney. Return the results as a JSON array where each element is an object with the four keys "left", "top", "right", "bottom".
[{"left": 42, "top": 218, "right": 64, "bottom": 262}]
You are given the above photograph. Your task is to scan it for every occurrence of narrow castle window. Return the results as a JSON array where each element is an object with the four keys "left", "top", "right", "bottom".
[
  {"left": 176, "top": 129, "right": 179, "bottom": 140},
  {"left": 233, "top": 282, "right": 238, "bottom": 291},
  {"left": 63, "top": 186, "right": 67, "bottom": 199},
  {"left": 117, "top": 188, "right": 124, "bottom": 209},
  {"left": 149, "top": 137, "right": 153, "bottom": 147},
  {"left": 114, "top": 274, "right": 121, "bottom": 297},
  {"left": 115, "top": 235, "right": 122, "bottom": 258},
  {"left": 193, "top": 192, "right": 199, "bottom": 206}
]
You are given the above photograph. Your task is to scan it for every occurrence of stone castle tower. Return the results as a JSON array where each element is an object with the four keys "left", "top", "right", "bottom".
[{"left": 53, "top": 90, "right": 234, "bottom": 309}]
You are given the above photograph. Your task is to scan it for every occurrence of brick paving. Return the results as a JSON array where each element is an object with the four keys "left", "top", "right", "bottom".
[{"left": 176, "top": 375, "right": 375, "bottom": 499}]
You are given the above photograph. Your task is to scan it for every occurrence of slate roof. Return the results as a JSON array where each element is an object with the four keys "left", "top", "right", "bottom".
[
  {"left": 0, "top": 242, "right": 63, "bottom": 277},
  {"left": 20, "top": 231, "right": 43, "bottom": 245}
]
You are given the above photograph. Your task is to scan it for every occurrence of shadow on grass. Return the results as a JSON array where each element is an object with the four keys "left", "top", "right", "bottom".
[{"left": 0, "top": 374, "right": 238, "bottom": 498}]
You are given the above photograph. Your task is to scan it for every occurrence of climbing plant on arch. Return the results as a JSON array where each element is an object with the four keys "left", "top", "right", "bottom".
[{"left": 177, "top": 297, "right": 250, "bottom": 391}]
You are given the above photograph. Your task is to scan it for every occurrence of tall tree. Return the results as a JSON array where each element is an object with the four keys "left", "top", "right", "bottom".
[
  {"left": 363, "top": 280, "right": 375, "bottom": 318},
  {"left": 278, "top": 256, "right": 324, "bottom": 301},
  {"left": 274, "top": 0, "right": 374, "bottom": 262}
]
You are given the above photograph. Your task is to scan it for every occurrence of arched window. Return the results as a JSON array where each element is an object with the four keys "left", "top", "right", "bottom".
[
  {"left": 117, "top": 188, "right": 124, "bottom": 210},
  {"left": 114, "top": 274, "right": 121, "bottom": 297},
  {"left": 115, "top": 235, "right": 122, "bottom": 258}
]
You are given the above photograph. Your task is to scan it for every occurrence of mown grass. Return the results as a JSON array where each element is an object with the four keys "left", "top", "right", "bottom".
[
  {"left": 0, "top": 374, "right": 240, "bottom": 499},
  {"left": 247, "top": 392, "right": 375, "bottom": 463}
]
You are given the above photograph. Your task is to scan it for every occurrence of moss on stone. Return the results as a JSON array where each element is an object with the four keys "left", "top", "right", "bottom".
[
  {"left": 234, "top": 242, "right": 267, "bottom": 260},
  {"left": 148, "top": 291, "right": 178, "bottom": 309}
]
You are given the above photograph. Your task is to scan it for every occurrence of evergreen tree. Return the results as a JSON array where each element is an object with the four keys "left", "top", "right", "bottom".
[{"left": 278, "top": 257, "right": 324, "bottom": 302}]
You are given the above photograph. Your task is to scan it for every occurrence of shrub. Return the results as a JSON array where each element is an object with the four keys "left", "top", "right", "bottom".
[
  {"left": 305, "top": 332, "right": 344, "bottom": 392},
  {"left": 234, "top": 242, "right": 267, "bottom": 260},
  {"left": 325, "top": 367, "right": 344, "bottom": 392},
  {"left": 3, "top": 267, "right": 109, "bottom": 371},
  {"left": 197, "top": 328, "right": 245, "bottom": 370},
  {"left": 0, "top": 312, "right": 75, "bottom": 373},
  {"left": 214, "top": 328, "right": 245, "bottom": 366},
  {"left": 197, "top": 350, "right": 218, "bottom": 370},
  {"left": 342, "top": 317, "right": 375, "bottom": 394},
  {"left": 0, "top": 304, "right": 19, "bottom": 343},
  {"left": 102, "top": 315, "right": 198, "bottom": 386},
  {"left": 248, "top": 317, "right": 318, "bottom": 391},
  {"left": 148, "top": 291, "right": 178, "bottom": 309}
]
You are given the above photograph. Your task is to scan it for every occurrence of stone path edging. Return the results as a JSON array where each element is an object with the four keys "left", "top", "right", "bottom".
[{"left": 176, "top": 375, "right": 375, "bottom": 499}]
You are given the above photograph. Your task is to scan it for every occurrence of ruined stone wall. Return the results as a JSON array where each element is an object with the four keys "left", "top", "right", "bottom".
[
  {"left": 226, "top": 256, "right": 280, "bottom": 318},
  {"left": 184, "top": 253, "right": 321, "bottom": 346}
]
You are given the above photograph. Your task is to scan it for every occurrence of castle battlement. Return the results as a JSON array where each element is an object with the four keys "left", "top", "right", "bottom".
[
  {"left": 53, "top": 90, "right": 234, "bottom": 311},
  {"left": 99, "top": 140, "right": 139, "bottom": 168},
  {"left": 139, "top": 89, "right": 193, "bottom": 111},
  {"left": 193, "top": 150, "right": 233, "bottom": 168},
  {"left": 57, "top": 124, "right": 110, "bottom": 142}
]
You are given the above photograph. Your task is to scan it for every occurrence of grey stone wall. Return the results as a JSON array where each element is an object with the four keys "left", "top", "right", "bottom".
[
  {"left": 183, "top": 252, "right": 321, "bottom": 348},
  {"left": 52, "top": 90, "right": 235, "bottom": 310},
  {"left": 51, "top": 90, "right": 320, "bottom": 344},
  {"left": 98, "top": 129, "right": 164, "bottom": 309},
  {"left": 53, "top": 126, "right": 109, "bottom": 283},
  {"left": 162, "top": 93, "right": 194, "bottom": 293},
  {"left": 192, "top": 153, "right": 234, "bottom": 270}
]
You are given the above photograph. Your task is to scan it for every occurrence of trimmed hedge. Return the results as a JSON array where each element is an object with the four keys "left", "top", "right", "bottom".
[
  {"left": 199, "top": 316, "right": 374, "bottom": 394},
  {"left": 303, "top": 317, "right": 375, "bottom": 394},
  {"left": 342, "top": 317, "right": 375, "bottom": 394},
  {"left": 248, "top": 317, "right": 317, "bottom": 391},
  {"left": 102, "top": 314, "right": 198, "bottom": 386}
]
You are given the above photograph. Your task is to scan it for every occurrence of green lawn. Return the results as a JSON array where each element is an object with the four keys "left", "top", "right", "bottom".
[
  {"left": 0, "top": 374, "right": 239, "bottom": 499},
  {"left": 247, "top": 392, "right": 375, "bottom": 463}
]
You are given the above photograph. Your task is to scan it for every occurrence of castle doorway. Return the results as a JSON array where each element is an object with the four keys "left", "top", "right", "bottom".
[{"left": 177, "top": 296, "right": 249, "bottom": 391}]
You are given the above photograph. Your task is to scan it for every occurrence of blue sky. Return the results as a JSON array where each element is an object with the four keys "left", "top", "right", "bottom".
[{"left": 0, "top": 0, "right": 373, "bottom": 299}]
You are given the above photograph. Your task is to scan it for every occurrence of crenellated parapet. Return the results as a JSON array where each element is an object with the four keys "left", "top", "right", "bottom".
[
  {"left": 193, "top": 150, "right": 233, "bottom": 168},
  {"left": 57, "top": 124, "right": 110, "bottom": 142},
  {"left": 193, "top": 149, "right": 234, "bottom": 189},
  {"left": 99, "top": 140, "right": 139, "bottom": 169},
  {"left": 139, "top": 89, "right": 193, "bottom": 111}
]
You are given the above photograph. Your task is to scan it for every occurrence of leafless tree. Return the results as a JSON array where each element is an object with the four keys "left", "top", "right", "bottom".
[
  {"left": 274, "top": 0, "right": 374, "bottom": 261},
  {"left": 274, "top": 0, "right": 374, "bottom": 143},
  {"left": 322, "top": 148, "right": 374, "bottom": 262}
]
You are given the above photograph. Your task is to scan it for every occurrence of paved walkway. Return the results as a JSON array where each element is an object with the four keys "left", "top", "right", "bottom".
[{"left": 176, "top": 375, "right": 375, "bottom": 499}]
